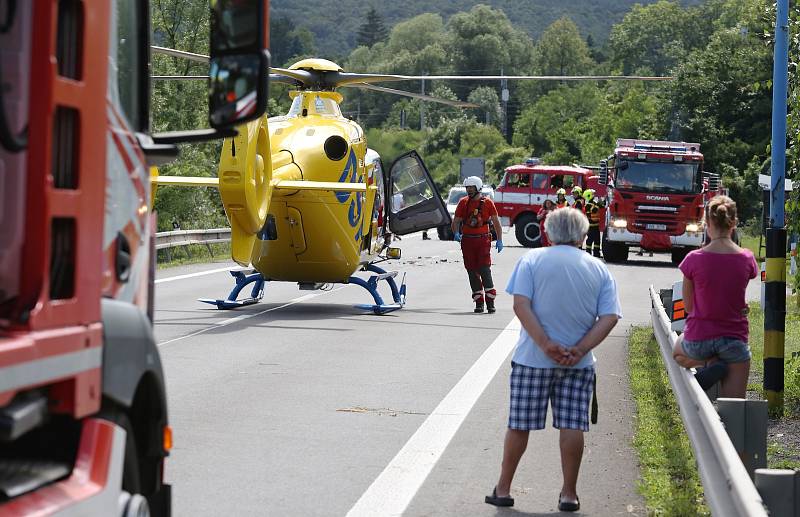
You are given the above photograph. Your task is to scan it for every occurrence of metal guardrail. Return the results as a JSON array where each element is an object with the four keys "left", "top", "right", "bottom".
[
  {"left": 155, "top": 228, "right": 230, "bottom": 250},
  {"left": 649, "top": 286, "right": 769, "bottom": 516}
]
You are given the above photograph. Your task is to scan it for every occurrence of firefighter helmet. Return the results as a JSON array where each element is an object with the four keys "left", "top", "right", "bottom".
[
  {"left": 583, "top": 188, "right": 596, "bottom": 202},
  {"left": 464, "top": 176, "right": 483, "bottom": 190},
  {"left": 571, "top": 186, "right": 583, "bottom": 196},
  {"left": 556, "top": 188, "right": 566, "bottom": 196}
]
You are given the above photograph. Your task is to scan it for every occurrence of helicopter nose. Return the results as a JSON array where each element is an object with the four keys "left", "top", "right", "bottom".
[{"left": 324, "top": 135, "right": 348, "bottom": 161}]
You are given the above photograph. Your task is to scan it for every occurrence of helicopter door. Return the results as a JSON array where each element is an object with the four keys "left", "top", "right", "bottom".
[{"left": 388, "top": 151, "right": 451, "bottom": 235}]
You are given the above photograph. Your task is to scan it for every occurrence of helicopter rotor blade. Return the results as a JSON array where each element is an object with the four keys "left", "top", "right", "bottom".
[
  {"left": 346, "top": 83, "right": 479, "bottom": 108},
  {"left": 151, "top": 45, "right": 209, "bottom": 63},
  {"left": 358, "top": 74, "right": 673, "bottom": 82},
  {"left": 152, "top": 75, "right": 208, "bottom": 80},
  {"left": 269, "top": 67, "right": 316, "bottom": 84}
]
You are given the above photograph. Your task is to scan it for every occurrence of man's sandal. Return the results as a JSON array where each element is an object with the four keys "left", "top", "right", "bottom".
[
  {"left": 558, "top": 493, "right": 580, "bottom": 512},
  {"left": 485, "top": 487, "right": 514, "bottom": 507}
]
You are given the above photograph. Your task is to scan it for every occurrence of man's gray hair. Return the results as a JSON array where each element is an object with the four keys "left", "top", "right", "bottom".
[{"left": 544, "top": 207, "right": 589, "bottom": 245}]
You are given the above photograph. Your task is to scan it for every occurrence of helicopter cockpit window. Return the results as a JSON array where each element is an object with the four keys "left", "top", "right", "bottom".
[
  {"left": 285, "top": 96, "right": 342, "bottom": 118},
  {"left": 287, "top": 96, "right": 302, "bottom": 117}
]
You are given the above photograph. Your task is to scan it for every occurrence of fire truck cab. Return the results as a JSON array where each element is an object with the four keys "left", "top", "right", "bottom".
[
  {"left": 0, "top": 1, "right": 269, "bottom": 515},
  {"left": 494, "top": 159, "right": 603, "bottom": 247},
  {"left": 600, "top": 139, "right": 707, "bottom": 264}
]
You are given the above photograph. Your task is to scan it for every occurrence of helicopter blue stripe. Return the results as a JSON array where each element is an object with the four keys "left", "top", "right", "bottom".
[{"left": 336, "top": 150, "right": 358, "bottom": 202}]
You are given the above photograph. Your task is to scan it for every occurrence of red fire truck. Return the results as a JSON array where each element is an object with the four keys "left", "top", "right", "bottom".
[
  {"left": 0, "top": 1, "right": 268, "bottom": 515},
  {"left": 599, "top": 139, "right": 707, "bottom": 264},
  {"left": 494, "top": 159, "right": 605, "bottom": 247}
]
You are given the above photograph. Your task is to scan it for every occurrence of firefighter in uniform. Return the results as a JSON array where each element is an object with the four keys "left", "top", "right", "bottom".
[
  {"left": 556, "top": 188, "right": 569, "bottom": 209},
  {"left": 452, "top": 176, "right": 504, "bottom": 313},
  {"left": 571, "top": 185, "right": 584, "bottom": 211},
  {"left": 584, "top": 188, "right": 603, "bottom": 258}
]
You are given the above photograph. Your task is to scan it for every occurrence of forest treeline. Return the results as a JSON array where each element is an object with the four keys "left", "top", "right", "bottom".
[{"left": 150, "top": 0, "right": 799, "bottom": 238}]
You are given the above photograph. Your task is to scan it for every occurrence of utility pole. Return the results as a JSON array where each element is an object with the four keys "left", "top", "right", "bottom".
[
  {"left": 764, "top": 0, "right": 789, "bottom": 415},
  {"left": 500, "top": 68, "right": 509, "bottom": 141},
  {"left": 420, "top": 77, "right": 426, "bottom": 130}
]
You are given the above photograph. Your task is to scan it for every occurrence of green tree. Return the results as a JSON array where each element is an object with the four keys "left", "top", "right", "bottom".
[
  {"left": 356, "top": 6, "right": 389, "bottom": 48},
  {"left": 468, "top": 86, "right": 502, "bottom": 130},
  {"left": 535, "top": 17, "right": 593, "bottom": 76},
  {"left": 151, "top": 0, "right": 226, "bottom": 230},
  {"left": 271, "top": 16, "right": 316, "bottom": 66},
  {"left": 445, "top": 5, "right": 534, "bottom": 74},
  {"left": 608, "top": 1, "right": 690, "bottom": 75}
]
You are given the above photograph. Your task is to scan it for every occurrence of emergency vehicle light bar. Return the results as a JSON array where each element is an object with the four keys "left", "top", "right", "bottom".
[{"left": 633, "top": 143, "right": 688, "bottom": 153}]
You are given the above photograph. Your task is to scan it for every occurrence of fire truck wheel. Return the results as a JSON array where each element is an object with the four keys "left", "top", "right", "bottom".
[
  {"left": 515, "top": 214, "right": 541, "bottom": 248},
  {"left": 98, "top": 405, "right": 147, "bottom": 514}
]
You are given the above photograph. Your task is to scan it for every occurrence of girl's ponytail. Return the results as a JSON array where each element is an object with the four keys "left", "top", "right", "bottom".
[{"left": 706, "top": 195, "right": 737, "bottom": 231}]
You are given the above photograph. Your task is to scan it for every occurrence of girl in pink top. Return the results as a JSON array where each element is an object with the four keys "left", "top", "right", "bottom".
[{"left": 672, "top": 195, "right": 758, "bottom": 398}]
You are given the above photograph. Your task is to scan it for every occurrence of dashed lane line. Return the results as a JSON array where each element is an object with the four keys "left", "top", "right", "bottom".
[{"left": 346, "top": 316, "right": 521, "bottom": 517}]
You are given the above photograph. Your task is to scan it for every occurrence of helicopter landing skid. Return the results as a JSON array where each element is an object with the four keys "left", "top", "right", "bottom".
[
  {"left": 351, "top": 264, "right": 407, "bottom": 315},
  {"left": 198, "top": 270, "right": 265, "bottom": 309}
]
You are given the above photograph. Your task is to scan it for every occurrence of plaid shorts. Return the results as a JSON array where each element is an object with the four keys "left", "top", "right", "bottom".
[{"left": 508, "top": 362, "right": 595, "bottom": 431}]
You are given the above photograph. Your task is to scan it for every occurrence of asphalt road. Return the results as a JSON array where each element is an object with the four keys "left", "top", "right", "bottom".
[{"left": 154, "top": 231, "right": 761, "bottom": 516}]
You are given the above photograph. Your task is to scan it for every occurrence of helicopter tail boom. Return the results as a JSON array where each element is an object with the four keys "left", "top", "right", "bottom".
[
  {"left": 273, "top": 181, "right": 366, "bottom": 192},
  {"left": 152, "top": 176, "right": 220, "bottom": 187}
]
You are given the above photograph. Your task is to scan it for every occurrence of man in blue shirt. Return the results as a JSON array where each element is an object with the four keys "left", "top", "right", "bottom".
[{"left": 485, "top": 207, "right": 622, "bottom": 512}]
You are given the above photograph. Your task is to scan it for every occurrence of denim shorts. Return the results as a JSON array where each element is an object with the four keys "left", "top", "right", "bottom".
[{"left": 682, "top": 336, "right": 751, "bottom": 364}]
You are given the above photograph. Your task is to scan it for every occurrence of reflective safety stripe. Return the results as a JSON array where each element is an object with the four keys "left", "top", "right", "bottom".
[{"left": 0, "top": 347, "right": 102, "bottom": 393}]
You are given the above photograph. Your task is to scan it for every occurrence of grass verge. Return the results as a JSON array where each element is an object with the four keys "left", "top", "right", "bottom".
[
  {"left": 156, "top": 242, "right": 232, "bottom": 269},
  {"left": 628, "top": 326, "right": 709, "bottom": 516},
  {"left": 747, "top": 297, "right": 800, "bottom": 469}
]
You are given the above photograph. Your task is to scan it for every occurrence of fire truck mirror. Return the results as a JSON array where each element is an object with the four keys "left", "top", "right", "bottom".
[{"left": 209, "top": 0, "right": 269, "bottom": 129}]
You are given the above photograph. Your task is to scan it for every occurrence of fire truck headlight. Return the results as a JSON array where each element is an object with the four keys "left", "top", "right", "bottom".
[
  {"left": 686, "top": 223, "right": 701, "bottom": 233},
  {"left": 612, "top": 218, "right": 627, "bottom": 228}
]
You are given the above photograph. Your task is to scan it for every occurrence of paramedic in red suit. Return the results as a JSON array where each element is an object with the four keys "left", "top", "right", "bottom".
[{"left": 452, "top": 176, "right": 504, "bottom": 313}]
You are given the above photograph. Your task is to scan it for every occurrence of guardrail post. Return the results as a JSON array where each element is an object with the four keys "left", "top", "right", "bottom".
[
  {"left": 718, "top": 398, "right": 768, "bottom": 477},
  {"left": 755, "top": 469, "right": 795, "bottom": 516},
  {"left": 745, "top": 400, "right": 768, "bottom": 476}
]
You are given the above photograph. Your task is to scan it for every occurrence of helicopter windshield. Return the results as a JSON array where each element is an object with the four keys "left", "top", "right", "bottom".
[{"left": 286, "top": 95, "right": 342, "bottom": 118}]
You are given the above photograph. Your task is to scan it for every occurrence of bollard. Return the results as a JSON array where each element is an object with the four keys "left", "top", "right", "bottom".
[
  {"left": 755, "top": 469, "right": 795, "bottom": 516},
  {"left": 718, "top": 398, "right": 768, "bottom": 477}
]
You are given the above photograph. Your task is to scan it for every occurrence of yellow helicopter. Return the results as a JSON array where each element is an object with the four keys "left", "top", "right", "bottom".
[
  {"left": 152, "top": 45, "right": 671, "bottom": 313},
  {"left": 152, "top": 54, "right": 474, "bottom": 313}
]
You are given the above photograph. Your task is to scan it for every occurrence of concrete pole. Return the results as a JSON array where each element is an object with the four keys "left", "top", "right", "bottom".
[
  {"left": 764, "top": 0, "right": 789, "bottom": 415},
  {"left": 420, "top": 77, "right": 425, "bottom": 130}
]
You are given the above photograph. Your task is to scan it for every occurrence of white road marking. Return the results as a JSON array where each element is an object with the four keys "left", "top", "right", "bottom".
[
  {"left": 346, "top": 317, "right": 521, "bottom": 517},
  {"left": 156, "top": 288, "right": 344, "bottom": 347},
  {"left": 155, "top": 266, "right": 245, "bottom": 284}
]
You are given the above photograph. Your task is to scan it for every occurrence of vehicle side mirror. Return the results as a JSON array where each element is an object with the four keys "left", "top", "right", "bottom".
[
  {"left": 209, "top": 0, "right": 270, "bottom": 129},
  {"left": 599, "top": 160, "right": 608, "bottom": 185}
]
